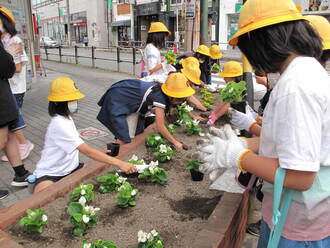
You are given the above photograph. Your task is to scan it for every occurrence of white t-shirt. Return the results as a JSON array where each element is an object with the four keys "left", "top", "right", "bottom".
[
  {"left": 34, "top": 115, "right": 84, "bottom": 178},
  {"left": 260, "top": 56, "right": 330, "bottom": 240},
  {"left": 2, "top": 34, "right": 29, "bottom": 94}
]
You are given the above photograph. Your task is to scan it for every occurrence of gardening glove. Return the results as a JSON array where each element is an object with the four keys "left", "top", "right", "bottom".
[
  {"left": 209, "top": 126, "right": 248, "bottom": 149},
  {"left": 197, "top": 138, "right": 219, "bottom": 174},
  {"left": 207, "top": 113, "right": 217, "bottom": 126},
  {"left": 229, "top": 107, "right": 257, "bottom": 132}
]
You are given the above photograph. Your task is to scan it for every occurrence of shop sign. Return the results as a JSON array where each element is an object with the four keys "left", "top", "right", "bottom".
[
  {"left": 136, "top": 2, "right": 160, "bottom": 16},
  {"left": 186, "top": 0, "right": 195, "bottom": 19},
  {"left": 235, "top": 3, "right": 243, "bottom": 12}
]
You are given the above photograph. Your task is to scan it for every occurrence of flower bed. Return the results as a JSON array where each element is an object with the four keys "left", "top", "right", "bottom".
[{"left": 7, "top": 125, "right": 222, "bottom": 248}]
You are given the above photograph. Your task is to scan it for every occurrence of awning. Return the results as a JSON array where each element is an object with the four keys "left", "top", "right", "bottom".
[{"left": 110, "top": 20, "right": 131, "bottom": 27}]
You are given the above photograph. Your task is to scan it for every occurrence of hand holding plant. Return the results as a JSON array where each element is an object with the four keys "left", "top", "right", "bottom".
[
  {"left": 164, "top": 50, "right": 178, "bottom": 65},
  {"left": 67, "top": 202, "right": 100, "bottom": 236},
  {"left": 138, "top": 161, "right": 168, "bottom": 185},
  {"left": 220, "top": 81, "right": 247, "bottom": 103},
  {"left": 117, "top": 182, "right": 138, "bottom": 208},
  {"left": 71, "top": 184, "right": 94, "bottom": 205},
  {"left": 19, "top": 209, "right": 48, "bottom": 233},
  {"left": 153, "top": 144, "right": 176, "bottom": 162},
  {"left": 138, "top": 229, "right": 164, "bottom": 248},
  {"left": 81, "top": 239, "right": 117, "bottom": 248},
  {"left": 96, "top": 173, "right": 127, "bottom": 194}
]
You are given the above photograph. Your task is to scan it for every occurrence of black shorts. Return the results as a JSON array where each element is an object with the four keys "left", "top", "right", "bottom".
[
  {"left": 35, "top": 163, "right": 84, "bottom": 186},
  {"left": 0, "top": 118, "right": 18, "bottom": 129}
]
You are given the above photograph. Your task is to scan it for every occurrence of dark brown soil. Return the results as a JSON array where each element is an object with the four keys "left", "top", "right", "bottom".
[{"left": 8, "top": 94, "right": 224, "bottom": 248}]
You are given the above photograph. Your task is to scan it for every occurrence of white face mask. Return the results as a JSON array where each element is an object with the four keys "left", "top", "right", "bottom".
[{"left": 68, "top": 100, "right": 78, "bottom": 114}]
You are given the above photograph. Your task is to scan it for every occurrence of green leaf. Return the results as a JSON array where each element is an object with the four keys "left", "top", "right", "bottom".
[
  {"left": 220, "top": 81, "right": 247, "bottom": 103},
  {"left": 73, "top": 227, "right": 85, "bottom": 236},
  {"left": 72, "top": 213, "right": 83, "bottom": 222},
  {"left": 129, "top": 200, "right": 136, "bottom": 206},
  {"left": 68, "top": 202, "right": 84, "bottom": 216}
]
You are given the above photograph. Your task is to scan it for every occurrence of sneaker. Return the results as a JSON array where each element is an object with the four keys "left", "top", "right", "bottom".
[
  {"left": 247, "top": 220, "right": 261, "bottom": 237},
  {"left": 11, "top": 171, "right": 30, "bottom": 187},
  {"left": 1, "top": 140, "right": 34, "bottom": 162},
  {"left": 0, "top": 190, "right": 9, "bottom": 200}
]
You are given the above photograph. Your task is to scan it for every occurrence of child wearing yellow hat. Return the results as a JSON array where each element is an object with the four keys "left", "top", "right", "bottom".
[{"left": 33, "top": 77, "right": 137, "bottom": 193}]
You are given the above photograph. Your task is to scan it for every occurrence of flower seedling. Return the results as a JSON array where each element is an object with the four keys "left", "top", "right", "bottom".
[
  {"left": 184, "top": 120, "right": 203, "bottom": 136},
  {"left": 71, "top": 183, "right": 94, "bottom": 205},
  {"left": 116, "top": 182, "right": 138, "bottom": 208},
  {"left": 167, "top": 124, "right": 176, "bottom": 134},
  {"left": 19, "top": 209, "right": 48, "bottom": 233},
  {"left": 164, "top": 50, "right": 178, "bottom": 65},
  {"left": 138, "top": 229, "right": 164, "bottom": 248},
  {"left": 138, "top": 161, "right": 168, "bottom": 185},
  {"left": 186, "top": 159, "right": 204, "bottom": 171},
  {"left": 146, "top": 133, "right": 168, "bottom": 148},
  {"left": 81, "top": 240, "right": 117, "bottom": 248},
  {"left": 201, "top": 88, "right": 215, "bottom": 108},
  {"left": 127, "top": 154, "right": 145, "bottom": 165},
  {"left": 96, "top": 173, "right": 127, "bottom": 194},
  {"left": 176, "top": 102, "right": 193, "bottom": 126},
  {"left": 67, "top": 202, "right": 100, "bottom": 236},
  {"left": 220, "top": 81, "right": 247, "bottom": 103},
  {"left": 211, "top": 63, "right": 220, "bottom": 73},
  {"left": 153, "top": 144, "right": 176, "bottom": 162}
]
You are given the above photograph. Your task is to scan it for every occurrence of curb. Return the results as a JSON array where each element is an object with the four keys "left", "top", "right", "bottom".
[{"left": 0, "top": 125, "right": 155, "bottom": 248}]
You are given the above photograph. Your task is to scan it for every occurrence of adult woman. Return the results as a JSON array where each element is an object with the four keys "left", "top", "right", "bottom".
[
  {"left": 0, "top": 6, "right": 34, "bottom": 161},
  {"left": 198, "top": 0, "right": 330, "bottom": 247},
  {"left": 97, "top": 73, "right": 195, "bottom": 150}
]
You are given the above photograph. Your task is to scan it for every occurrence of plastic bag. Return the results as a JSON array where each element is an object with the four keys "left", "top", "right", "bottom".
[{"left": 209, "top": 168, "right": 244, "bottom": 193}]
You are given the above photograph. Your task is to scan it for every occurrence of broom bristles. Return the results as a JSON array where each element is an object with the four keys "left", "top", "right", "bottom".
[{"left": 218, "top": 189, "right": 250, "bottom": 248}]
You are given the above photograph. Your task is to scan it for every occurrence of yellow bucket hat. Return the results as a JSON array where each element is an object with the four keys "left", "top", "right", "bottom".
[
  {"left": 210, "top": 45, "right": 223, "bottom": 59},
  {"left": 48, "top": 77, "right": 85, "bottom": 102},
  {"left": 219, "top": 61, "right": 243, "bottom": 78},
  {"left": 196, "top": 45, "right": 210, "bottom": 57},
  {"left": 229, "top": 0, "right": 305, "bottom": 46},
  {"left": 0, "top": 6, "right": 15, "bottom": 24},
  {"left": 148, "top": 22, "right": 170, "bottom": 34},
  {"left": 161, "top": 73, "right": 195, "bottom": 98},
  {"left": 181, "top": 57, "right": 203, "bottom": 85},
  {"left": 305, "top": 15, "right": 330, "bottom": 50}
]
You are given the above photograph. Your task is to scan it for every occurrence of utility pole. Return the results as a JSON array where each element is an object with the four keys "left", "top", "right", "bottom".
[
  {"left": 200, "top": 0, "right": 208, "bottom": 44},
  {"left": 66, "top": 0, "right": 71, "bottom": 46},
  {"left": 24, "top": 0, "right": 36, "bottom": 78}
]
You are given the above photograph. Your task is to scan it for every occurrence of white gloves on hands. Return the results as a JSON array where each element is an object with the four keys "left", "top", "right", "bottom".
[
  {"left": 229, "top": 105, "right": 257, "bottom": 132},
  {"left": 198, "top": 124, "right": 248, "bottom": 172},
  {"left": 209, "top": 126, "right": 248, "bottom": 149}
]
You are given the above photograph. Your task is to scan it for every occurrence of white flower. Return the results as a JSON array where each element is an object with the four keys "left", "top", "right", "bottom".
[
  {"left": 131, "top": 189, "right": 137, "bottom": 196},
  {"left": 80, "top": 189, "right": 86, "bottom": 195},
  {"left": 147, "top": 232, "right": 154, "bottom": 242},
  {"left": 199, "top": 132, "right": 205, "bottom": 137},
  {"left": 185, "top": 105, "right": 194, "bottom": 112},
  {"left": 87, "top": 206, "right": 100, "bottom": 216},
  {"left": 168, "top": 124, "right": 174, "bottom": 129},
  {"left": 79, "top": 196, "right": 87, "bottom": 205},
  {"left": 151, "top": 229, "right": 158, "bottom": 237},
  {"left": 155, "top": 136, "right": 161, "bottom": 141},
  {"left": 158, "top": 144, "right": 168, "bottom": 153},
  {"left": 138, "top": 230, "right": 147, "bottom": 243},
  {"left": 131, "top": 154, "right": 139, "bottom": 161},
  {"left": 166, "top": 156, "right": 170, "bottom": 160},
  {"left": 193, "top": 119, "right": 200, "bottom": 125},
  {"left": 84, "top": 205, "right": 91, "bottom": 212},
  {"left": 118, "top": 176, "right": 127, "bottom": 184},
  {"left": 82, "top": 215, "right": 90, "bottom": 223},
  {"left": 41, "top": 214, "right": 48, "bottom": 222},
  {"left": 80, "top": 184, "right": 84, "bottom": 189},
  {"left": 157, "top": 240, "right": 163, "bottom": 245},
  {"left": 149, "top": 160, "right": 159, "bottom": 167},
  {"left": 83, "top": 243, "right": 91, "bottom": 248}
]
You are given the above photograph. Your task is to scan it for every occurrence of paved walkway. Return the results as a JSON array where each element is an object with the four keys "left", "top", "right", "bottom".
[{"left": 0, "top": 61, "right": 136, "bottom": 207}]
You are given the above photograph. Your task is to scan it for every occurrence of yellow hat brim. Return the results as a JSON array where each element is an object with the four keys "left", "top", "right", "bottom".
[
  {"left": 219, "top": 72, "right": 243, "bottom": 78},
  {"left": 181, "top": 68, "right": 202, "bottom": 85},
  {"left": 196, "top": 50, "right": 210, "bottom": 57},
  {"left": 161, "top": 84, "right": 195, "bottom": 98},
  {"left": 229, "top": 13, "right": 306, "bottom": 46},
  {"left": 323, "top": 41, "right": 330, "bottom": 50},
  {"left": 48, "top": 91, "right": 85, "bottom": 102}
]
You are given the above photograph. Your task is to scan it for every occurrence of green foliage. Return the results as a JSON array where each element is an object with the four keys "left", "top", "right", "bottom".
[
  {"left": 127, "top": 154, "right": 145, "bottom": 165},
  {"left": 116, "top": 182, "right": 138, "bottom": 208},
  {"left": 176, "top": 102, "right": 193, "bottom": 126},
  {"left": 211, "top": 63, "right": 220, "bottom": 73},
  {"left": 81, "top": 239, "right": 117, "bottom": 248},
  {"left": 138, "top": 230, "right": 164, "bottom": 248},
  {"left": 184, "top": 120, "right": 203, "bottom": 136},
  {"left": 167, "top": 124, "right": 176, "bottom": 134},
  {"left": 67, "top": 202, "right": 100, "bottom": 236},
  {"left": 146, "top": 133, "right": 168, "bottom": 148},
  {"left": 220, "top": 81, "right": 247, "bottom": 103},
  {"left": 138, "top": 162, "right": 167, "bottom": 185},
  {"left": 201, "top": 88, "right": 215, "bottom": 108},
  {"left": 164, "top": 50, "right": 178, "bottom": 65},
  {"left": 96, "top": 173, "right": 127, "bottom": 194},
  {"left": 19, "top": 209, "right": 48, "bottom": 233},
  {"left": 153, "top": 144, "right": 176, "bottom": 162},
  {"left": 71, "top": 184, "right": 94, "bottom": 203},
  {"left": 186, "top": 159, "right": 204, "bottom": 171}
]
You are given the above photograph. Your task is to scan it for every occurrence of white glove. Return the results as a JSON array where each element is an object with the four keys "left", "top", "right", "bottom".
[
  {"left": 198, "top": 124, "right": 248, "bottom": 170},
  {"left": 209, "top": 126, "right": 248, "bottom": 149},
  {"left": 229, "top": 107, "right": 257, "bottom": 132}
]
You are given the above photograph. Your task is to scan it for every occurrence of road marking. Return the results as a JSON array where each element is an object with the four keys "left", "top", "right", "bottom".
[{"left": 78, "top": 127, "right": 108, "bottom": 140}]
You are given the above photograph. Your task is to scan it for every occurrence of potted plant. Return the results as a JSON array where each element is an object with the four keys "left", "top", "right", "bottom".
[
  {"left": 220, "top": 81, "right": 247, "bottom": 113},
  {"left": 186, "top": 159, "right": 204, "bottom": 181}
]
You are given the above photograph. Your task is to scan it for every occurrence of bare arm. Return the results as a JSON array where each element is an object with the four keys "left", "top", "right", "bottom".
[
  {"left": 15, "top": 62, "right": 23, "bottom": 73},
  {"left": 241, "top": 152, "right": 316, "bottom": 191},
  {"left": 77, "top": 143, "right": 137, "bottom": 174},
  {"left": 187, "top": 95, "right": 207, "bottom": 111},
  {"left": 244, "top": 137, "right": 260, "bottom": 153},
  {"left": 214, "top": 102, "right": 231, "bottom": 119},
  {"left": 149, "top": 64, "right": 163, "bottom": 74},
  {"left": 155, "top": 107, "right": 183, "bottom": 149}
]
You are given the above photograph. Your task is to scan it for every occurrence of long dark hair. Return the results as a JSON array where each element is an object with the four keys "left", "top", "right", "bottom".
[
  {"left": 237, "top": 20, "right": 322, "bottom": 73},
  {"left": 0, "top": 13, "right": 17, "bottom": 37},
  {"left": 48, "top": 101, "right": 70, "bottom": 117},
  {"left": 146, "top": 32, "right": 168, "bottom": 49},
  {"left": 320, "top": 50, "right": 330, "bottom": 67}
]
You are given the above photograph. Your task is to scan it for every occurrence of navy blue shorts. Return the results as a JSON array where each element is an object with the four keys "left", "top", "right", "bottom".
[{"left": 8, "top": 93, "right": 26, "bottom": 131}]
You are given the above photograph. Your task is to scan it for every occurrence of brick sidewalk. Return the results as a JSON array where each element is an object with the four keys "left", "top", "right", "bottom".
[{"left": 0, "top": 61, "right": 136, "bottom": 207}]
